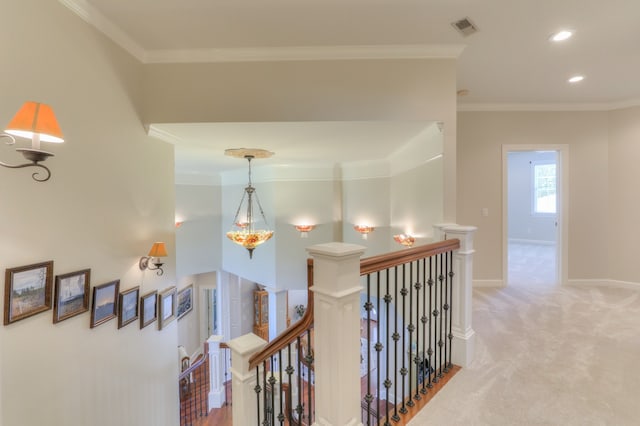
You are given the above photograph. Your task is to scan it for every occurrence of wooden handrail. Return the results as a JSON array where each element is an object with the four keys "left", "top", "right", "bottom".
[
  {"left": 360, "top": 238, "right": 460, "bottom": 276},
  {"left": 249, "top": 258, "right": 315, "bottom": 370},
  {"left": 179, "top": 353, "right": 206, "bottom": 382}
]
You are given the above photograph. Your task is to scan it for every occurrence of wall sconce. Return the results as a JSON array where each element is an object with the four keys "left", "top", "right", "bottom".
[
  {"left": 0, "top": 101, "right": 64, "bottom": 182},
  {"left": 294, "top": 225, "right": 315, "bottom": 238},
  {"left": 139, "top": 242, "right": 168, "bottom": 276},
  {"left": 354, "top": 225, "right": 375, "bottom": 240},
  {"left": 393, "top": 234, "right": 416, "bottom": 247}
]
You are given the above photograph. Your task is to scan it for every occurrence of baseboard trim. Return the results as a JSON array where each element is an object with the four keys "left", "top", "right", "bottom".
[
  {"left": 473, "top": 280, "right": 505, "bottom": 288},
  {"left": 566, "top": 279, "right": 640, "bottom": 290}
]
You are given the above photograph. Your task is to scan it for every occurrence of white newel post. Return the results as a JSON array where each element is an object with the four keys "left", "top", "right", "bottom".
[
  {"left": 207, "top": 335, "right": 225, "bottom": 409},
  {"left": 227, "top": 333, "right": 268, "bottom": 426},
  {"left": 442, "top": 225, "right": 477, "bottom": 368},
  {"left": 307, "top": 242, "right": 366, "bottom": 426}
]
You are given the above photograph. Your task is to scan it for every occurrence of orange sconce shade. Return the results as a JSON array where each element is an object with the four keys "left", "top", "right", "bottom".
[
  {"left": 148, "top": 242, "right": 168, "bottom": 257},
  {"left": 5, "top": 101, "right": 64, "bottom": 143}
]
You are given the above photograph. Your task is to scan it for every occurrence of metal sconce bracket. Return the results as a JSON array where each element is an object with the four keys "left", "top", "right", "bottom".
[{"left": 0, "top": 134, "right": 52, "bottom": 182}]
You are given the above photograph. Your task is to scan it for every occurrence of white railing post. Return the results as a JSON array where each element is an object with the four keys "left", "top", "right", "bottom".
[
  {"left": 207, "top": 335, "right": 225, "bottom": 409},
  {"left": 442, "top": 225, "right": 477, "bottom": 367},
  {"left": 307, "top": 242, "right": 366, "bottom": 426},
  {"left": 227, "top": 333, "right": 268, "bottom": 426}
]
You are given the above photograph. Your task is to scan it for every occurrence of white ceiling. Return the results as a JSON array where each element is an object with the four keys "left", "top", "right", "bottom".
[{"left": 60, "top": 0, "right": 640, "bottom": 177}]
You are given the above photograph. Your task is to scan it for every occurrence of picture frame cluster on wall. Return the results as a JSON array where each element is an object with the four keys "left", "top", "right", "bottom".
[{"left": 3, "top": 260, "right": 195, "bottom": 330}]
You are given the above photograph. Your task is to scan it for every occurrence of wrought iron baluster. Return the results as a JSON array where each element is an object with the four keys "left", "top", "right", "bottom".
[
  {"left": 448, "top": 251, "right": 455, "bottom": 369},
  {"left": 392, "top": 266, "right": 400, "bottom": 423},
  {"left": 278, "top": 350, "right": 285, "bottom": 425},
  {"left": 427, "top": 257, "right": 438, "bottom": 388},
  {"left": 376, "top": 270, "right": 383, "bottom": 423},
  {"left": 296, "top": 336, "right": 303, "bottom": 423},
  {"left": 263, "top": 360, "right": 269, "bottom": 425},
  {"left": 399, "top": 263, "right": 408, "bottom": 415},
  {"left": 255, "top": 365, "right": 262, "bottom": 425},
  {"left": 421, "top": 257, "right": 428, "bottom": 395},
  {"left": 364, "top": 273, "right": 372, "bottom": 425},
  {"left": 437, "top": 253, "right": 445, "bottom": 380},
  {"left": 413, "top": 260, "right": 422, "bottom": 402},
  {"left": 407, "top": 261, "right": 415, "bottom": 408},
  {"left": 286, "top": 344, "right": 294, "bottom": 423},
  {"left": 269, "top": 357, "right": 276, "bottom": 425},
  {"left": 443, "top": 251, "right": 450, "bottom": 373},
  {"left": 384, "top": 268, "right": 392, "bottom": 426},
  {"left": 306, "top": 328, "right": 313, "bottom": 424}
]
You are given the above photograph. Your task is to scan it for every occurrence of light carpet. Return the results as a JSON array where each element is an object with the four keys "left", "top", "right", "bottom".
[{"left": 408, "top": 283, "right": 640, "bottom": 425}]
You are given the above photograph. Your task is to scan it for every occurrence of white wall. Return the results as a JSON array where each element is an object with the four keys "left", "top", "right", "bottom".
[
  {"left": 458, "top": 111, "right": 609, "bottom": 282},
  {"left": 0, "top": 1, "right": 178, "bottom": 425},
  {"left": 143, "top": 59, "right": 459, "bottom": 222},
  {"left": 175, "top": 184, "right": 221, "bottom": 277},
  {"left": 608, "top": 107, "right": 640, "bottom": 283}
]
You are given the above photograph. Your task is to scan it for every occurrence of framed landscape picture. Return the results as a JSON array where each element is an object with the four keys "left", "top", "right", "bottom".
[
  {"left": 90, "top": 280, "right": 119, "bottom": 328},
  {"left": 53, "top": 269, "right": 90, "bottom": 323},
  {"left": 4, "top": 261, "right": 54, "bottom": 325},
  {"left": 140, "top": 290, "right": 158, "bottom": 329},
  {"left": 118, "top": 286, "right": 140, "bottom": 329},
  {"left": 176, "top": 284, "right": 193, "bottom": 320},
  {"left": 158, "top": 286, "right": 176, "bottom": 330}
]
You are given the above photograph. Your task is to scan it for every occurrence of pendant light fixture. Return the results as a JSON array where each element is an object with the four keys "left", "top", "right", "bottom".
[{"left": 225, "top": 148, "right": 274, "bottom": 258}]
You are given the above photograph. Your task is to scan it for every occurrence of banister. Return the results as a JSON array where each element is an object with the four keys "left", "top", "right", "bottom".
[
  {"left": 248, "top": 258, "right": 315, "bottom": 370},
  {"left": 178, "top": 353, "right": 206, "bottom": 382},
  {"left": 360, "top": 238, "right": 460, "bottom": 276}
]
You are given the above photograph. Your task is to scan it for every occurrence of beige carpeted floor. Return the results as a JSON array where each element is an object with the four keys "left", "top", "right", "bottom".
[{"left": 408, "top": 280, "right": 640, "bottom": 425}]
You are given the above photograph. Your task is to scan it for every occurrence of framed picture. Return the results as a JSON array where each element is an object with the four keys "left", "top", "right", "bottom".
[
  {"left": 118, "top": 286, "right": 140, "bottom": 329},
  {"left": 140, "top": 290, "right": 158, "bottom": 329},
  {"left": 177, "top": 284, "right": 194, "bottom": 320},
  {"left": 53, "top": 269, "right": 90, "bottom": 323},
  {"left": 158, "top": 286, "right": 176, "bottom": 330},
  {"left": 90, "top": 280, "right": 119, "bottom": 328},
  {"left": 4, "top": 261, "right": 54, "bottom": 325}
]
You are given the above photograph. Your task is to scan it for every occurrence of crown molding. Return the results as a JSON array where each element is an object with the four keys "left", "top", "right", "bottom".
[
  {"left": 144, "top": 44, "right": 466, "bottom": 64},
  {"left": 60, "top": 1, "right": 465, "bottom": 64},
  {"left": 147, "top": 125, "right": 183, "bottom": 145},
  {"left": 458, "top": 98, "right": 640, "bottom": 112},
  {"left": 59, "top": 0, "right": 147, "bottom": 62}
]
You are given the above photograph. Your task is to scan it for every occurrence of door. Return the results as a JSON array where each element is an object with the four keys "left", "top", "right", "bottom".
[{"left": 503, "top": 145, "right": 568, "bottom": 287}]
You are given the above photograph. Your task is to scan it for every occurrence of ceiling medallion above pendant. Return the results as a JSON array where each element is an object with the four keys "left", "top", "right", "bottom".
[{"left": 225, "top": 148, "right": 275, "bottom": 259}]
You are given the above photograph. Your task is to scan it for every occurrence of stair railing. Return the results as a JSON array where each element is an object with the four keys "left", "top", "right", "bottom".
[{"left": 246, "top": 259, "right": 316, "bottom": 425}]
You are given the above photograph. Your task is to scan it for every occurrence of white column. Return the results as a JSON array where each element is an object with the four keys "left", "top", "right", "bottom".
[
  {"left": 433, "top": 223, "right": 458, "bottom": 241},
  {"left": 307, "top": 242, "right": 366, "bottom": 426},
  {"left": 266, "top": 287, "right": 288, "bottom": 340},
  {"left": 227, "top": 333, "right": 268, "bottom": 426},
  {"left": 207, "top": 335, "right": 225, "bottom": 410},
  {"left": 443, "top": 225, "right": 477, "bottom": 368}
]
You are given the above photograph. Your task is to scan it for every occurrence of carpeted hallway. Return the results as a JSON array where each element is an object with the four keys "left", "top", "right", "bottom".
[{"left": 408, "top": 281, "right": 640, "bottom": 425}]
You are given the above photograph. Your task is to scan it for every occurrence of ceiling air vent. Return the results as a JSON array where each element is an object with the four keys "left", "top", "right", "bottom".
[{"left": 451, "top": 17, "right": 478, "bottom": 37}]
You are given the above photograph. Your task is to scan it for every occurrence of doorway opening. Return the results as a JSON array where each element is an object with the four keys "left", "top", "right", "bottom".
[{"left": 502, "top": 145, "right": 568, "bottom": 287}]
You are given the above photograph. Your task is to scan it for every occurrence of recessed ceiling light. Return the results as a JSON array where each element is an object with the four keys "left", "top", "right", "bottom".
[
  {"left": 568, "top": 75, "right": 584, "bottom": 83},
  {"left": 550, "top": 30, "right": 573, "bottom": 42}
]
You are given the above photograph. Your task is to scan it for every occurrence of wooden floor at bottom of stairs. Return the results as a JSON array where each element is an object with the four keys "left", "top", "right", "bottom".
[{"left": 196, "top": 365, "right": 459, "bottom": 426}]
